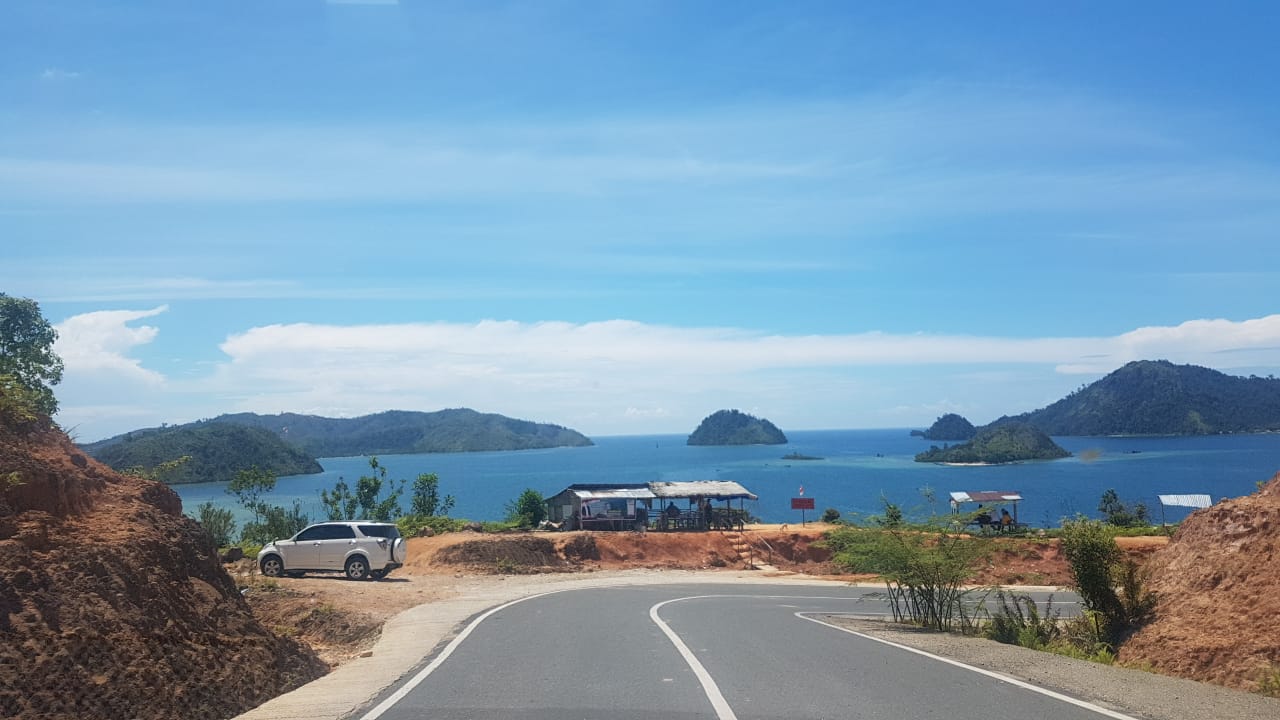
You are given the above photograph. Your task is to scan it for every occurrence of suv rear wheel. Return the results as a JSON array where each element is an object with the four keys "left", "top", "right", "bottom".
[
  {"left": 344, "top": 556, "right": 370, "bottom": 581},
  {"left": 260, "top": 554, "right": 284, "bottom": 577}
]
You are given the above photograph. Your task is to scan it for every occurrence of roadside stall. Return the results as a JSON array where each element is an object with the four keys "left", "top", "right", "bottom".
[
  {"left": 543, "top": 484, "right": 655, "bottom": 531},
  {"left": 949, "top": 490, "right": 1024, "bottom": 532},
  {"left": 544, "top": 480, "right": 758, "bottom": 531},
  {"left": 648, "top": 480, "right": 758, "bottom": 531}
]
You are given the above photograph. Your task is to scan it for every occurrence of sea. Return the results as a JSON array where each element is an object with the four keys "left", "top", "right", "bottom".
[{"left": 172, "top": 429, "right": 1280, "bottom": 529}]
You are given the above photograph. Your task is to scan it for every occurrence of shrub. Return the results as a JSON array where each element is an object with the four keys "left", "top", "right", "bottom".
[
  {"left": 410, "top": 472, "right": 455, "bottom": 517},
  {"left": 1059, "top": 517, "right": 1155, "bottom": 645},
  {"left": 397, "top": 514, "right": 467, "bottom": 537},
  {"left": 821, "top": 507, "right": 841, "bottom": 523},
  {"left": 505, "top": 488, "right": 546, "bottom": 528},
  {"left": 1258, "top": 664, "right": 1280, "bottom": 697},
  {"left": 193, "top": 502, "right": 237, "bottom": 548},
  {"left": 985, "top": 591, "right": 1061, "bottom": 649}
]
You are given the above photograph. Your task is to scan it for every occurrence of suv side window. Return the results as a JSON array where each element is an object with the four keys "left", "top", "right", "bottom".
[
  {"left": 295, "top": 526, "right": 327, "bottom": 542},
  {"left": 358, "top": 525, "right": 400, "bottom": 539},
  {"left": 320, "top": 525, "right": 356, "bottom": 540},
  {"left": 297, "top": 524, "right": 357, "bottom": 541}
]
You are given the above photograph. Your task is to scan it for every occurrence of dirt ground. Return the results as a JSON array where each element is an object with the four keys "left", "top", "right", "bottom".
[{"left": 238, "top": 524, "right": 1169, "bottom": 668}]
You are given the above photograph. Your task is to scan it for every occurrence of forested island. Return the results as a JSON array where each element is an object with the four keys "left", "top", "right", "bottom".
[
  {"left": 215, "top": 409, "right": 594, "bottom": 456},
  {"left": 914, "top": 421, "right": 1070, "bottom": 464},
  {"left": 83, "top": 423, "right": 322, "bottom": 484},
  {"left": 687, "top": 409, "right": 787, "bottom": 446},
  {"left": 910, "top": 413, "right": 977, "bottom": 441},
  {"left": 1002, "top": 360, "right": 1280, "bottom": 435},
  {"left": 82, "top": 408, "right": 594, "bottom": 483}
]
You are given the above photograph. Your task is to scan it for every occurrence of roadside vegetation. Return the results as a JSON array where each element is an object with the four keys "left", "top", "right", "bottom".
[{"left": 821, "top": 492, "right": 1158, "bottom": 666}]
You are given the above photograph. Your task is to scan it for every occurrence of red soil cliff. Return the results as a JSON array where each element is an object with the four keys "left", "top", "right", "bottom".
[
  {"left": 1119, "top": 471, "right": 1280, "bottom": 691},
  {"left": 0, "top": 420, "right": 326, "bottom": 719}
]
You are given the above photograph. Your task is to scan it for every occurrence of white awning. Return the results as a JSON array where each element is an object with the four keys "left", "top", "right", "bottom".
[
  {"left": 949, "top": 491, "right": 1023, "bottom": 504},
  {"left": 1157, "top": 494, "right": 1212, "bottom": 509}
]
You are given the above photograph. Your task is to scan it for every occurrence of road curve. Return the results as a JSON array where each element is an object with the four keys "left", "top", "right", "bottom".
[{"left": 354, "top": 583, "right": 1118, "bottom": 720}]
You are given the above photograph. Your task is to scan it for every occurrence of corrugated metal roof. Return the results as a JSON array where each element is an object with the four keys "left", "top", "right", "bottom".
[
  {"left": 649, "top": 480, "right": 758, "bottom": 500},
  {"left": 950, "top": 490, "right": 1023, "bottom": 503},
  {"left": 1158, "top": 494, "right": 1212, "bottom": 509},
  {"left": 569, "top": 487, "right": 656, "bottom": 500}
]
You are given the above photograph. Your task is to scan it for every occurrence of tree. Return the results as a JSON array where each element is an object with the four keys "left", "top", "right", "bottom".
[
  {"left": 193, "top": 502, "right": 236, "bottom": 547},
  {"left": 505, "top": 488, "right": 546, "bottom": 528},
  {"left": 227, "top": 466, "right": 276, "bottom": 527},
  {"left": 0, "top": 294, "right": 64, "bottom": 416},
  {"left": 319, "top": 457, "right": 405, "bottom": 522},
  {"left": 1098, "top": 489, "right": 1149, "bottom": 527},
  {"left": 410, "top": 472, "right": 454, "bottom": 517},
  {"left": 319, "top": 478, "right": 358, "bottom": 522},
  {"left": 1059, "top": 517, "right": 1155, "bottom": 645}
]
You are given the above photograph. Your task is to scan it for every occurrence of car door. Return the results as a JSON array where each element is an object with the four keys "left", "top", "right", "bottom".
[
  {"left": 315, "top": 524, "right": 357, "bottom": 569},
  {"left": 282, "top": 525, "right": 326, "bottom": 569}
]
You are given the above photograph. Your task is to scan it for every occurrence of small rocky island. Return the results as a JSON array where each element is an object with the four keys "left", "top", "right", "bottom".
[
  {"left": 687, "top": 409, "right": 787, "bottom": 446},
  {"left": 914, "top": 421, "right": 1069, "bottom": 464},
  {"left": 910, "top": 413, "right": 977, "bottom": 441}
]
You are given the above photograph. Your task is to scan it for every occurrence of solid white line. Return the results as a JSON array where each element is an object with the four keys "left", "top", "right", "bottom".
[
  {"left": 356, "top": 588, "right": 571, "bottom": 720},
  {"left": 795, "top": 613, "right": 1141, "bottom": 720},
  {"left": 649, "top": 596, "right": 740, "bottom": 720}
]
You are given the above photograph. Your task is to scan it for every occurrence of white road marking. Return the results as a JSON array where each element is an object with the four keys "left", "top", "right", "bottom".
[
  {"left": 796, "top": 613, "right": 1142, "bottom": 720},
  {"left": 649, "top": 596, "right": 740, "bottom": 720},
  {"left": 356, "top": 588, "right": 572, "bottom": 720}
]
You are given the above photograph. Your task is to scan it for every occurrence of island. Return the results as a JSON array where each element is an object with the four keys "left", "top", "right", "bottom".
[
  {"left": 914, "top": 421, "right": 1070, "bottom": 464},
  {"left": 687, "top": 409, "right": 788, "bottom": 446},
  {"left": 211, "top": 409, "right": 594, "bottom": 456},
  {"left": 82, "top": 408, "right": 595, "bottom": 483},
  {"left": 999, "top": 360, "right": 1280, "bottom": 436},
  {"left": 911, "top": 413, "right": 977, "bottom": 441},
  {"left": 83, "top": 423, "right": 322, "bottom": 484},
  {"left": 782, "top": 452, "right": 823, "bottom": 461}
]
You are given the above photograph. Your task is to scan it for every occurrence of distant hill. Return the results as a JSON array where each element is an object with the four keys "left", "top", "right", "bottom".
[
  {"left": 1003, "top": 360, "right": 1280, "bottom": 436},
  {"left": 914, "top": 421, "right": 1070, "bottom": 464},
  {"left": 207, "top": 409, "right": 593, "bottom": 456},
  {"left": 687, "top": 410, "right": 787, "bottom": 446},
  {"left": 911, "top": 413, "right": 977, "bottom": 441},
  {"left": 82, "top": 422, "right": 323, "bottom": 484}
]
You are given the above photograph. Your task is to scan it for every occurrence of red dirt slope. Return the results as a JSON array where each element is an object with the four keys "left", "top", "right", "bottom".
[
  {"left": 0, "top": 421, "right": 326, "bottom": 720},
  {"left": 1119, "top": 471, "right": 1280, "bottom": 691}
]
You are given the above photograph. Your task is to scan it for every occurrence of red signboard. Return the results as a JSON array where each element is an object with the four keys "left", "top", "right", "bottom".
[{"left": 791, "top": 497, "right": 815, "bottom": 510}]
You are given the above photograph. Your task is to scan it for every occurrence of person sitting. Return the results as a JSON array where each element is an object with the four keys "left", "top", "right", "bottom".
[
  {"left": 1000, "top": 508, "right": 1014, "bottom": 531},
  {"left": 974, "top": 507, "right": 993, "bottom": 528}
]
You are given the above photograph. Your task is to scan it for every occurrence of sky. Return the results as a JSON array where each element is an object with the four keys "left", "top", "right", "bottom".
[{"left": 4, "top": 1, "right": 1280, "bottom": 443}]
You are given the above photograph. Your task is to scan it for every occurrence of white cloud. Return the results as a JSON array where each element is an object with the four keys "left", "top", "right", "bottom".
[
  {"left": 54, "top": 305, "right": 168, "bottom": 381},
  {"left": 53, "top": 311, "right": 1280, "bottom": 440},
  {"left": 40, "top": 68, "right": 81, "bottom": 81}
]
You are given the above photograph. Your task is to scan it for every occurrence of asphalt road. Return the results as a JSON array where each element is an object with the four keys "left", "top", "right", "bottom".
[{"left": 355, "top": 583, "right": 1122, "bottom": 720}]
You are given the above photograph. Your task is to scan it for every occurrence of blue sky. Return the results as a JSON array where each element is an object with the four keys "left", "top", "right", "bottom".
[{"left": 4, "top": 1, "right": 1280, "bottom": 442}]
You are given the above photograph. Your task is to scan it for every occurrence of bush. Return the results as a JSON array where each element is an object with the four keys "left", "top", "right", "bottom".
[
  {"left": 1059, "top": 517, "right": 1155, "bottom": 645},
  {"left": 825, "top": 499, "right": 991, "bottom": 632},
  {"left": 397, "top": 514, "right": 467, "bottom": 537},
  {"left": 505, "top": 488, "right": 546, "bottom": 528},
  {"left": 193, "top": 502, "right": 236, "bottom": 547},
  {"left": 985, "top": 591, "right": 1061, "bottom": 649},
  {"left": 821, "top": 507, "right": 841, "bottom": 523}
]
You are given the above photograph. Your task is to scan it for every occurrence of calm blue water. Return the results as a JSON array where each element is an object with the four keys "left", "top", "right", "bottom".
[{"left": 174, "top": 429, "right": 1280, "bottom": 528}]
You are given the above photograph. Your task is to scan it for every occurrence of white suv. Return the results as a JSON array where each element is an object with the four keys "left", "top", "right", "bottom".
[{"left": 257, "top": 522, "right": 406, "bottom": 580}]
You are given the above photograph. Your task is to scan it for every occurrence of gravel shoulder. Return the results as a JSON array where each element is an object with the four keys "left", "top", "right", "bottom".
[{"left": 826, "top": 616, "right": 1280, "bottom": 720}]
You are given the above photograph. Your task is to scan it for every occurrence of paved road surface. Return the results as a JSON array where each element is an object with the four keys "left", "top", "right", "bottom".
[{"left": 355, "top": 583, "right": 1119, "bottom": 720}]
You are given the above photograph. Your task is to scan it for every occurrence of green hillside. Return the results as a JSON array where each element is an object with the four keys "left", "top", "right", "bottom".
[
  {"left": 1005, "top": 360, "right": 1280, "bottom": 435},
  {"left": 204, "top": 408, "right": 593, "bottom": 456},
  {"left": 84, "top": 422, "right": 323, "bottom": 484},
  {"left": 911, "top": 413, "right": 977, "bottom": 441},
  {"left": 915, "top": 421, "right": 1070, "bottom": 464},
  {"left": 687, "top": 409, "right": 787, "bottom": 446}
]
